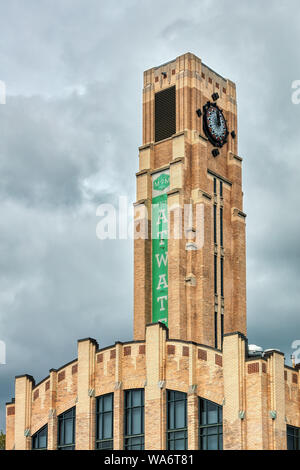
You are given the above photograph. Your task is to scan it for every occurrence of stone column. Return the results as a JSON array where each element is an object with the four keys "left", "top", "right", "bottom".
[
  {"left": 113, "top": 342, "right": 124, "bottom": 450},
  {"left": 223, "top": 332, "right": 246, "bottom": 450},
  {"left": 145, "top": 323, "right": 167, "bottom": 450},
  {"left": 75, "top": 337, "right": 98, "bottom": 450},
  {"left": 267, "top": 350, "right": 286, "bottom": 450},
  {"left": 14, "top": 374, "right": 34, "bottom": 450},
  {"left": 47, "top": 369, "right": 57, "bottom": 450}
]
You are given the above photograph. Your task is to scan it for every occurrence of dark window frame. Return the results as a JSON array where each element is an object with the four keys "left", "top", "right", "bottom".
[
  {"left": 220, "top": 257, "right": 224, "bottom": 298},
  {"left": 220, "top": 207, "right": 223, "bottom": 247},
  {"left": 32, "top": 424, "right": 48, "bottom": 450},
  {"left": 57, "top": 407, "right": 76, "bottom": 450},
  {"left": 221, "top": 314, "right": 224, "bottom": 348},
  {"left": 199, "top": 397, "right": 223, "bottom": 450},
  {"left": 167, "top": 390, "right": 188, "bottom": 450},
  {"left": 287, "top": 425, "right": 300, "bottom": 450},
  {"left": 124, "top": 389, "right": 144, "bottom": 450},
  {"left": 214, "top": 254, "right": 218, "bottom": 295},
  {"left": 213, "top": 204, "right": 217, "bottom": 245},
  {"left": 96, "top": 393, "right": 114, "bottom": 450},
  {"left": 214, "top": 312, "right": 218, "bottom": 349}
]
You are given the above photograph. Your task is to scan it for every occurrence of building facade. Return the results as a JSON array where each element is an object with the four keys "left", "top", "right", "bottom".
[{"left": 6, "top": 52, "right": 300, "bottom": 450}]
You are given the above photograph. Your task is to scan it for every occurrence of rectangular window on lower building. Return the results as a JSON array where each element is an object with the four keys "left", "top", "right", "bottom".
[
  {"left": 96, "top": 393, "right": 113, "bottom": 450},
  {"left": 167, "top": 390, "right": 187, "bottom": 450},
  {"left": 124, "top": 389, "right": 144, "bottom": 450},
  {"left": 287, "top": 425, "right": 300, "bottom": 450},
  {"left": 32, "top": 424, "right": 48, "bottom": 450},
  {"left": 57, "top": 407, "right": 76, "bottom": 450},
  {"left": 199, "top": 398, "right": 223, "bottom": 450}
]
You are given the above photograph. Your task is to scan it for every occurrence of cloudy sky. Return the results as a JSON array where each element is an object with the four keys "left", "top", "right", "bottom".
[{"left": 0, "top": 0, "right": 300, "bottom": 432}]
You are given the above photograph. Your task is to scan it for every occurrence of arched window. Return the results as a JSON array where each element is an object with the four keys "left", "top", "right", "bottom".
[
  {"left": 167, "top": 390, "right": 187, "bottom": 450},
  {"left": 32, "top": 424, "right": 47, "bottom": 450},
  {"left": 57, "top": 407, "right": 76, "bottom": 450},
  {"left": 124, "top": 389, "right": 144, "bottom": 450},
  {"left": 199, "top": 397, "right": 223, "bottom": 450},
  {"left": 96, "top": 393, "right": 114, "bottom": 449}
]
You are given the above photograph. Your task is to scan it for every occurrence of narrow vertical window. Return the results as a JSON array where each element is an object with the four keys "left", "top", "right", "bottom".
[
  {"left": 220, "top": 257, "right": 224, "bottom": 298},
  {"left": 214, "top": 254, "right": 217, "bottom": 295},
  {"left": 32, "top": 425, "right": 48, "bottom": 450},
  {"left": 57, "top": 407, "right": 76, "bottom": 450},
  {"left": 96, "top": 393, "right": 113, "bottom": 449},
  {"left": 220, "top": 207, "right": 223, "bottom": 247},
  {"left": 214, "top": 312, "right": 218, "bottom": 349},
  {"left": 220, "top": 181, "right": 223, "bottom": 198},
  {"left": 199, "top": 398, "right": 223, "bottom": 450},
  {"left": 124, "top": 389, "right": 144, "bottom": 450},
  {"left": 221, "top": 314, "right": 224, "bottom": 346},
  {"left": 213, "top": 178, "right": 217, "bottom": 195},
  {"left": 214, "top": 205, "right": 217, "bottom": 244},
  {"left": 167, "top": 390, "right": 187, "bottom": 450}
]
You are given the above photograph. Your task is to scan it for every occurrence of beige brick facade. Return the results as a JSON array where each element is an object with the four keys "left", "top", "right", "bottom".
[{"left": 6, "top": 53, "right": 300, "bottom": 450}]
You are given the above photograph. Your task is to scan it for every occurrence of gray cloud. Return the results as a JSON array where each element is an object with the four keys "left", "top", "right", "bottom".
[{"left": 1, "top": 0, "right": 300, "bottom": 432}]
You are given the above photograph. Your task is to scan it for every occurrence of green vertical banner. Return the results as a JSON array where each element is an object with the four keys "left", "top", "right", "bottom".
[{"left": 152, "top": 171, "right": 170, "bottom": 326}]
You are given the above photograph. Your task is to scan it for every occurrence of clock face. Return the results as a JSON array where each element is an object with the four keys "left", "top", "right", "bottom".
[{"left": 203, "top": 102, "right": 228, "bottom": 148}]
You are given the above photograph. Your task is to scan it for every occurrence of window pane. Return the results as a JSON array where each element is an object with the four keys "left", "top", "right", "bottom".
[
  {"left": 174, "top": 400, "right": 185, "bottom": 429},
  {"left": 207, "top": 402, "right": 218, "bottom": 424},
  {"left": 174, "top": 439, "right": 185, "bottom": 450},
  {"left": 64, "top": 419, "right": 73, "bottom": 444},
  {"left": 287, "top": 434, "right": 295, "bottom": 450},
  {"left": 103, "top": 413, "right": 112, "bottom": 439},
  {"left": 207, "top": 434, "right": 218, "bottom": 450},
  {"left": 103, "top": 395, "right": 113, "bottom": 412},
  {"left": 200, "top": 436, "right": 207, "bottom": 450},
  {"left": 59, "top": 419, "right": 64, "bottom": 445},
  {"left": 39, "top": 429, "right": 47, "bottom": 449},
  {"left": 219, "top": 433, "right": 223, "bottom": 450},
  {"left": 63, "top": 409, "right": 73, "bottom": 420},
  {"left": 132, "top": 407, "right": 142, "bottom": 435},
  {"left": 132, "top": 390, "right": 142, "bottom": 407}
]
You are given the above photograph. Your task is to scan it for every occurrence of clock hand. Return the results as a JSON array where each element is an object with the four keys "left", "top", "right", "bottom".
[{"left": 216, "top": 111, "right": 221, "bottom": 127}]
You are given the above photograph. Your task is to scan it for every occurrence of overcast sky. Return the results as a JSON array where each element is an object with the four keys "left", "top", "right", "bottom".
[{"left": 0, "top": 0, "right": 300, "bottom": 432}]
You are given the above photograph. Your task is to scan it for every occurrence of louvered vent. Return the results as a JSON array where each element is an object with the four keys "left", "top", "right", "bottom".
[{"left": 155, "top": 86, "right": 176, "bottom": 142}]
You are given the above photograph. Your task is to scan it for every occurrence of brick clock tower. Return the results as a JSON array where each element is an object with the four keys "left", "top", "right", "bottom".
[
  {"left": 134, "top": 52, "right": 247, "bottom": 348},
  {"left": 6, "top": 52, "right": 299, "bottom": 452}
]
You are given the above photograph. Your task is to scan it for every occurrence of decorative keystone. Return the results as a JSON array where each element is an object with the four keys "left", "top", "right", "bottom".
[
  {"left": 153, "top": 174, "right": 170, "bottom": 191},
  {"left": 270, "top": 410, "right": 277, "bottom": 420}
]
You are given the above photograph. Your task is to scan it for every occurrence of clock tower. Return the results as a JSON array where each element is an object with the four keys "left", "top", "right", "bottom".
[{"left": 134, "top": 52, "right": 247, "bottom": 348}]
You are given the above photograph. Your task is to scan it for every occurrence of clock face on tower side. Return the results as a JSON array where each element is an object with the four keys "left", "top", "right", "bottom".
[{"left": 203, "top": 102, "right": 229, "bottom": 148}]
